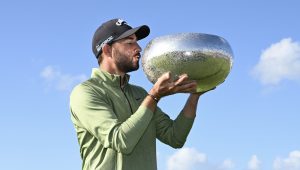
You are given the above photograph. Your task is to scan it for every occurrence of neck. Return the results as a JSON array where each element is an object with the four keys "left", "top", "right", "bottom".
[
  {"left": 100, "top": 60, "right": 126, "bottom": 76},
  {"left": 99, "top": 55, "right": 128, "bottom": 86},
  {"left": 99, "top": 65, "right": 127, "bottom": 86}
]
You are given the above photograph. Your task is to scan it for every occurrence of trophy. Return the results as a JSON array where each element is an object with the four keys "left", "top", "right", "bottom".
[{"left": 142, "top": 33, "right": 234, "bottom": 92}]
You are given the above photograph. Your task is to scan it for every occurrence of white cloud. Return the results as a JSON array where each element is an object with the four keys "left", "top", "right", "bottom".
[
  {"left": 248, "top": 155, "right": 261, "bottom": 170},
  {"left": 252, "top": 38, "right": 300, "bottom": 85},
  {"left": 273, "top": 150, "right": 300, "bottom": 170},
  {"left": 165, "top": 150, "right": 300, "bottom": 170},
  {"left": 167, "top": 147, "right": 207, "bottom": 170},
  {"left": 219, "top": 159, "right": 235, "bottom": 170},
  {"left": 40, "top": 65, "right": 87, "bottom": 91}
]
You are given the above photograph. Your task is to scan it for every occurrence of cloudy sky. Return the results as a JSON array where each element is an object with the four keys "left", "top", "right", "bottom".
[{"left": 1, "top": 0, "right": 300, "bottom": 170}]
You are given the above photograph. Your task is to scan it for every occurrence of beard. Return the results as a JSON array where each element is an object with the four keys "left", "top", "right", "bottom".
[{"left": 112, "top": 48, "right": 140, "bottom": 73}]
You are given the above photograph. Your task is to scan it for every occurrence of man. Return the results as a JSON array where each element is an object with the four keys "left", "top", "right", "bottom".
[{"left": 70, "top": 18, "right": 211, "bottom": 170}]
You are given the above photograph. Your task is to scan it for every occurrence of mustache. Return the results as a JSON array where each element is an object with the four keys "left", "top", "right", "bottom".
[{"left": 134, "top": 52, "right": 141, "bottom": 58}]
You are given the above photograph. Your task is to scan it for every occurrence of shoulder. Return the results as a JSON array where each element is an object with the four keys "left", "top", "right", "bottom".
[
  {"left": 72, "top": 77, "right": 106, "bottom": 94},
  {"left": 71, "top": 78, "right": 97, "bottom": 95},
  {"left": 70, "top": 78, "right": 107, "bottom": 105}
]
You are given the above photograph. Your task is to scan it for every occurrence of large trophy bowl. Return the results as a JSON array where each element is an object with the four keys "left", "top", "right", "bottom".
[{"left": 141, "top": 33, "right": 234, "bottom": 92}]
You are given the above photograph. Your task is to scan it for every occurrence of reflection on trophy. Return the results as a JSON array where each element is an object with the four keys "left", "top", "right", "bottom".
[{"left": 142, "top": 33, "right": 234, "bottom": 92}]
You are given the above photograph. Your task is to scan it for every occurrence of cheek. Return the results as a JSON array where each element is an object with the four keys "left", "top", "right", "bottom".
[
  {"left": 113, "top": 46, "right": 134, "bottom": 61},
  {"left": 126, "top": 49, "right": 134, "bottom": 57},
  {"left": 125, "top": 51, "right": 131, "bottom": 57}
]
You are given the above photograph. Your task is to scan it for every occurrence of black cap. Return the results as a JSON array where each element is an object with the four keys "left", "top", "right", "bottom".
[{"left": 92, "top": 18, "right": 150, "bottom": 58}]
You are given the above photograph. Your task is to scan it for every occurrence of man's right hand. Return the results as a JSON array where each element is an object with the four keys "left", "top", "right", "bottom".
[{"left": 148, "top": 72, "right": 198, "bottom": 100}]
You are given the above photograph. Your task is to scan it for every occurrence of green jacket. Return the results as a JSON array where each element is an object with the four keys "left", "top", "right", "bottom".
[{"left": 70, "top": 68, "right": 195, "bottom": 170}]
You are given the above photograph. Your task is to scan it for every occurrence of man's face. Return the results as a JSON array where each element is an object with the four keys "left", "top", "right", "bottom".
[{"left": 111, "top": 34, "right": 142, "bottom": 73}]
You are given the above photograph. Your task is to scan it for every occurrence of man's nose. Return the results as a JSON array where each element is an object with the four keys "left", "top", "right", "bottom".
[{"left": 135, "top": 43, "right": 142, "bottom": 53}]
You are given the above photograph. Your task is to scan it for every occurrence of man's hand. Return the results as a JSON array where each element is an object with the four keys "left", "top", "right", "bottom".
[{"left": 149, "top": 72, "right": 198, "bottom": 100}]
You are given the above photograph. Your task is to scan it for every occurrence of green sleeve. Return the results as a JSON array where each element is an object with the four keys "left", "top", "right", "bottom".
[
  {"left": 154, "top": 107, "right": 195, "bottom": 148},
  {"left": 70, "top": 84, "right": 154, "bottom": 154}
]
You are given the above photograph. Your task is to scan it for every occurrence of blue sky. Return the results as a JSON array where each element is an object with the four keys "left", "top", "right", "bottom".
[{"left": 1, "top": 0, "right": 300, "bottom": 170}]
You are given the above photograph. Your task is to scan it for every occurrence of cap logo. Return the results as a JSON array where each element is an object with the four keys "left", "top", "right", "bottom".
[
  {"left": 116, "top": 19, "right": 127, "bottom": 26},
  {"left": 96, "top": 36, "right": 114, "bottom": 52}
]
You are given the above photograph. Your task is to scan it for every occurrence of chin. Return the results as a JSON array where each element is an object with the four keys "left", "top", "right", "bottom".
[{"left": 127, "top": 65, "right": 139, "bottom": 73}]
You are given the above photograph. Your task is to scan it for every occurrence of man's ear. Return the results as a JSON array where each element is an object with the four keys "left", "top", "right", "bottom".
[{"left": 102, "top": 44, "right": 112, "bottom": 57}]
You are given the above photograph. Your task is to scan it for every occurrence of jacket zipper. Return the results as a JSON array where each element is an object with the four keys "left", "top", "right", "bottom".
[{"left": 120, "top": 80, "right": 134, "bottom": 114}]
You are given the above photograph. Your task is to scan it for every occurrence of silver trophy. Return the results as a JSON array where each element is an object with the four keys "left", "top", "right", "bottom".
[{"left": 141, "top": 33, "right": 234, "bottom": 92}]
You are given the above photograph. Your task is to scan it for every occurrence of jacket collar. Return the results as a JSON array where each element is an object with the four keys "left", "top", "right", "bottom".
[{"left": 91, "top": 68, "right": 130, "bottom": 87}]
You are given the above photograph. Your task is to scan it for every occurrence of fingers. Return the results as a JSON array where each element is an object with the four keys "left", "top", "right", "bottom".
[
  {"left": 157, "top": 72, "right": 172, "bottom": 84},
  {"left": 173, "top": 74, "right": 197, "bottom": 93},
  {"left": 174, "top": 74, "right": 188, "bottom": 86},
  {"left": 153, "top": 72, "right": 199, "bottom": 98},
  {"left": 173, "top": 80, "right": 197, "bottom": 93}
]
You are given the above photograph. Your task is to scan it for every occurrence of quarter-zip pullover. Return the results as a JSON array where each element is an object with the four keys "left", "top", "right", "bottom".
[{"left": 70, "top": 68, "right": 195, "bottom": 170}]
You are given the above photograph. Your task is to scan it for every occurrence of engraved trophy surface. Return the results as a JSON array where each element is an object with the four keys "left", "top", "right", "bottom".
[{"left": 142, "top": 33, "right": 234, "bottom": 92}]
